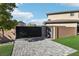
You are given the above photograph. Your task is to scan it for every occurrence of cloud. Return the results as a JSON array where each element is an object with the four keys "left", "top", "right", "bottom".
[
  {"left": 12, "top": 8, "right": 34, "bottom": 22},
  {"left": 65, "top": 3, "right": 79, "bottom": 6},
  {"left": 12, "top": 8, "right": 47, "bottom": 26},
  {"left": 16, "top": 3, "right": 24, "bottom": 6},
  {"left": 28, "top": 19, "right": 47, "bottom": 25}
]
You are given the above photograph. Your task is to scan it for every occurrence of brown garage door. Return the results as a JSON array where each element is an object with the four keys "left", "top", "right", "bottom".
[{"left": 57, "top": 26, "right": 76, "bottom": 38}]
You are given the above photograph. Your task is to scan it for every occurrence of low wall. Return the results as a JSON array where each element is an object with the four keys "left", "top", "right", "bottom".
[{"left": 0, "top": 29, "right": 16, "bottom": 41}]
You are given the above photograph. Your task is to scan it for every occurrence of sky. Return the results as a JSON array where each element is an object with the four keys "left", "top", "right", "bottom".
[{"left": 12, "top": 3, "right": 79, "bottom": 25}]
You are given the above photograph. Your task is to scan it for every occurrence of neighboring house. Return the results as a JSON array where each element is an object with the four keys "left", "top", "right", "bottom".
[
  {"left": 45, "top": 10, "right": 79, "bottom": 39},
  {"left": 17, "top": 21, "right": 26, "bottom": 26}
]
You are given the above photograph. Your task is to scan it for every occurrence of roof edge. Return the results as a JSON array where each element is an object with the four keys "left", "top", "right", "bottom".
[{"left": 47, "top": 10, "right": 79, "bottom": 16}]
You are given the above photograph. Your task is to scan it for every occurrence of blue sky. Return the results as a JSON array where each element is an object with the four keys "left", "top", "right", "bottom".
[{"left": 12, "top": 3, "right": 79, "bottom": 25}]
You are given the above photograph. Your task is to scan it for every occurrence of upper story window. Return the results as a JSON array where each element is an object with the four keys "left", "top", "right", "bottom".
[
  {"left": 78, "top": 13, "right": 79, "bottom": 18},
  {"left": 70, "top": 13, "right": 74, "bottom": 16},
  {"left": 48, "top": 19, "right": 51, "bottom": 21}
]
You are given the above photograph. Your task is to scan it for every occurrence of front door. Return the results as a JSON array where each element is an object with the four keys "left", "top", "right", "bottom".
[{"left": 46, "top": 27, "right": 51, "bottom": 38}]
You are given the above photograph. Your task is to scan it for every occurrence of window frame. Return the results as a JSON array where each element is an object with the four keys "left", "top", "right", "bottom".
[{"left": 70, "top": 13, "right": 74, "bottom": 16}]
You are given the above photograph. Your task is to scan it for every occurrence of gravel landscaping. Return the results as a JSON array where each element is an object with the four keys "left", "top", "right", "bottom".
[{"left": 12, "top": 38, "right": 77, "bottom": 56}]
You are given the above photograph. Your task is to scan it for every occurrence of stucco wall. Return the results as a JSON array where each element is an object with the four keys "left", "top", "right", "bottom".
[
  {"left": 46, "top": 23, "right": 77, "bottom": 27},
  {"left": 48, "top": 12, "right": 79, "bottom": 20}
]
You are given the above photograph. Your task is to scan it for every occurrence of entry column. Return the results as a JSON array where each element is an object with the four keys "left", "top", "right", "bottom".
[
  {"left": 50, "top": 27, "right": 53, "bottom": 38},
  {"left": 52, "top": 26, "right": 56, "bottom": 40}
]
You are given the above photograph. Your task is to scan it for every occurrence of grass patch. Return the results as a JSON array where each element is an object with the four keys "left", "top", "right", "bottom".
[
  {"left": 0, "top": 42, "right": 13, "bottom": 56},
  {"left": 54, "top": 35, "right": 79, "bottom": 56}
]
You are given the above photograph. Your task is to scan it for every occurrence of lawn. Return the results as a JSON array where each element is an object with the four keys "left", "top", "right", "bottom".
[
  {"left": 54, "top": 35, "right": 79, "bottom": 56},
  {"left": 0, "top": 42, "right": 13, "bottom": 56}
]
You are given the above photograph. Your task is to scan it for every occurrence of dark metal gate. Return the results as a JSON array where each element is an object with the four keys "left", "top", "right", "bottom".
[{"left": 16, "top": 26, "right": 43, "bottom": 39}]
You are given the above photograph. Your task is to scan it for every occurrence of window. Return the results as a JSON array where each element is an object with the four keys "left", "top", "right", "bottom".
[
  {"left": 78, "top": 13, "right": 79, "bottom": 18},
  {"left": 48, "top": 19, "right": 51, "bottom": 21},
  {"left": 70, "top": 13, "right": 74, "bottom": 16}
]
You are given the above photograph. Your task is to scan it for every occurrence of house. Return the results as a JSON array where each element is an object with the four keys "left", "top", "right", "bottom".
[
  {"left": 17, "top": 21, "right": 26, "bottom": 26},
  {"left": 45, "top": 10, "right": 79, "bottom": 39}
]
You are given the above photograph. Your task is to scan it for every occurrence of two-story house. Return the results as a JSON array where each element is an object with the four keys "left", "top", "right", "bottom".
[{"left": 45, "top": 10, "right": 79, "bottom": 39}]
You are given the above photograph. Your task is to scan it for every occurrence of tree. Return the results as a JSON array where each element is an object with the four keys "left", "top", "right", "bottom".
[
  {"left": 0, "top": 3, "right": 17, "bottom": 39},
  {"left": 0, "top": 20, "right": 18, "bottom": 37},
  {"left": 0, "top": 3, "right": 16, "bottom": 21}
]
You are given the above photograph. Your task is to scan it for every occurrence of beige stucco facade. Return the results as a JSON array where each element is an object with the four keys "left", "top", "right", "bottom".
[
  {"left": 46, "top": 23, "right": 77, "bottom": 27},
  {"left": 48, "top": 12, "right": 79, "bottom": 21},
  {"left": 46, "top": 11, "right": 79, "bottom": 39},
  {"left": 46, "top": 25, "right": 77, "bottom": 39}
]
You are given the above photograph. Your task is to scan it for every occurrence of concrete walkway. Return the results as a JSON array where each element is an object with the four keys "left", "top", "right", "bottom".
[{"left": 12, "top": 38, "right": 77, "bottom": 56}]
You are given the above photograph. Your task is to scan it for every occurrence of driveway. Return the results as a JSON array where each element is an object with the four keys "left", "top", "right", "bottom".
[{"left": 12, "top": 38, "right": 77, "bottom": 56}]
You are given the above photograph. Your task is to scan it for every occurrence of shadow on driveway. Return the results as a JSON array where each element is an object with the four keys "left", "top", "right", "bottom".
[{"left": 16, "top": 37, "right": 46, "bottom": 42}]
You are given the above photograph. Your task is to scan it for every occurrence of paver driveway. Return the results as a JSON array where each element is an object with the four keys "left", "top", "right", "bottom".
[{"left": 12, "top": 38, "right": 77, "bottom": 56}]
